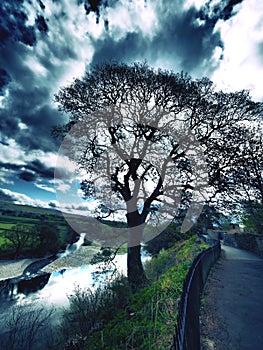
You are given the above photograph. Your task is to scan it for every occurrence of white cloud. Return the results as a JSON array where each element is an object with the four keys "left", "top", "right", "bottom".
[
  {"left": 212, "top": 0, "right": 263, "bottom": 101},
  {"left": 35, "top": 182, "right": 56, "bottom": 193},
  {"left": 48, "top": 199, "right": 94, "bottom": 215},
  {"left": 0, "top": 137, "right": 58, "bottom": 169},
  {"left": 107, "top": 0, "right": 157, "bottom": 40},
  {"left": 0, "top": 171, "right": 14, "bottom": 185},
  {"left": 0, "top": 188, "right": 50, "bottom": 208},
  {"left": 56, "top": 182, "right": 71, "bottom": 193},
  {"left": 0, "top": 139, "right": 26, "bottom": 165}
]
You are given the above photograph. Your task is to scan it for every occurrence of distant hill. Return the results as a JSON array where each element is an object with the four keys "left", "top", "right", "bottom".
[{"left": 0, "top": 200, "right": 63, "bottom": 218}]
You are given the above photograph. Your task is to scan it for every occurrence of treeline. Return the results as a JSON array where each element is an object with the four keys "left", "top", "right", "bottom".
[{"left": 0, "top": 223, "right": 77, "bottom": 259}]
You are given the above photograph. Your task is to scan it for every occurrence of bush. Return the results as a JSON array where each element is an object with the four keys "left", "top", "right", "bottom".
[
  {"left": 59, "top": 274, "right": 131, "bottom": 348},
  {"left": 84, "top": 235, "right": 210, "bottom": 349}
]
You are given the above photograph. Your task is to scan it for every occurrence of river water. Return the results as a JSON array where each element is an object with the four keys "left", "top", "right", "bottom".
[{"left": 0, "top": 234, "right": 150, "bottom": 348}]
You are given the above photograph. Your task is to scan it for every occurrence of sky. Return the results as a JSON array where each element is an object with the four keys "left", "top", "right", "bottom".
[{"left": 0, "top": 0, "right": 263, "bottom": 213}]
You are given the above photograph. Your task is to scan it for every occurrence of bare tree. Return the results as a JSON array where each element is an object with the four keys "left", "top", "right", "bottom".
[
  {"left": 4, "top": 302, "right": 54, "bottom": 350},
  {"left": 2, "top": 225, "right": 32, "bottom": 258},
  {"left": 54, "top": 62, "right": 261, "bottom": 289}
]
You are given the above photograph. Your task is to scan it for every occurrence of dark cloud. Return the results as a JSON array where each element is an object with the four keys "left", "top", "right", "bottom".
[
  {"left": 91, "top": 4, "right": 222, "bottom": 74},
  {"left": 91, "top": 0, "right": 244, "bottom": 74},
  {"left": 35, "top": 15, "right": 49, "bottom": 33},
  {"left": 91, "top": 32, "right": 143, "bottom": 65},
  {"left": 199, "top": 0, "right": 244, "bottom": 23},
  {"left": 82, "top": 0, "right": 118, "bottom": 23},
  {"left": 0, "top": 0, "right": 36, "bottom": 47},
  {"left": 0, "top": 162, "right": 20, "bottom": 173},
  {"left": 27, "top": 160, "right": 54, "bottom": 180},
  {"left": 0, "top": 68, "right": 11, "bottom": 95},
  {"left": 19, "top": 171, "right": 37, "bottom": 182},
  {"left": 0, "top": 160, "right": 54, "bottom": 182},
  {"left": 0, "top": 81, "right": 62, "bottom": 152},
  {"left": 37, "top": 0, "right": 46, "bottom": 11},
  {"left": 0, "top": 31, "right": 68, "bottom": 153}
]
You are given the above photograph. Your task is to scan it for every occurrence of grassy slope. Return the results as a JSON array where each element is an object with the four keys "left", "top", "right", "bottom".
[
  {"left": 0, "top": 201, "right": 67, "bottom": 233},
  {"left": 0, "top": 201, "right": 71, "bottom": 256},
  {"left": 85, "top": 236, "right": 209, "bottom": 349}
]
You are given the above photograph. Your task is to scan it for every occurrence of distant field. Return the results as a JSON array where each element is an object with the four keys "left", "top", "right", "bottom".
[
  {"left": 0, "top": 201, "right": 75, "bottom": 254},
  {"left": 0, "top": 223, "right": 14, "bottom": 230},
  {"left": 0, "top": 200, "right": 63, "bottom": 217},
  {"left": 0, "top": 236, "right": 7, "bottom": 245},
  {"left": 0, "top": 215, "right": 40, "bottom": 224}
]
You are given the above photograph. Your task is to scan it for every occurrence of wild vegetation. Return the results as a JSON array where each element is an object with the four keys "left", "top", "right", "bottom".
[
  {"left": 0, "top": 201, "right": 78, "bottom": 258},
  {"left": 52, "top": 235, "right": 209, "bottom": 350}
]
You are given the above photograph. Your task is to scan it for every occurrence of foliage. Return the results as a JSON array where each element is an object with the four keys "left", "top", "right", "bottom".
[
  {"left": 35, "top": 222, "right": 61, "bottom": 254},
  {"left": 0, "top": 221, "right": 72, "bottom": 258},
  {"left": 57, "top": 235, "right": 209, "bottom": 349},
  {"left": 191, "top": 204, "right": 223, "bottom": 233},
  {"left": 226, "top": 127, "right": 263, "bottom": 206},
  {"left": 1, "top": 224, "right": 32, "bottom": 258},
  {"left": 144, "top": 221, "right": 192, "bottom": 255},
  {"left": 59, "top": 275, "right": 132, "bottom": 349},
  {"left": 0, "top": 202, "right": 84, "bottom": 258},
  {"left": 242, "top": 200, "right": 263, "bottom": 235}
]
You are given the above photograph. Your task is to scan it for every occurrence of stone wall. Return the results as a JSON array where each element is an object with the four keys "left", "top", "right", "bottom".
[
  {"left": 223, "top": 233, "right": 263, "bottom": 256},
  {"left": 206, "top": 229, "right": 263, "bottom": 256}
]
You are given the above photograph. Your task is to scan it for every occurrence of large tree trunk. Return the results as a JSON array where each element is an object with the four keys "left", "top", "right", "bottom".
[
  {"left": 126, "top": 211, "right": 147, "bottom": 291},
  {"left": 127, "top": 244, "right": 147, "bottom": 291}
]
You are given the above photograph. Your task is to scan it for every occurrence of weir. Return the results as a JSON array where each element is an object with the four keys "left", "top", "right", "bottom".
[{"left": 0, "top": 233, "right": 86, "bottom": 300}]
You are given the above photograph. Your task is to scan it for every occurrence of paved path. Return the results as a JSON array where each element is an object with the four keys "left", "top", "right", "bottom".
[{"left": 200, "top": 244, "right": 263, "bottom": 350}]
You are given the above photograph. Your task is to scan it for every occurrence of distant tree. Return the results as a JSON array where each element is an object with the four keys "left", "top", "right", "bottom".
[
  {"left": 35, "top": 223, "right": 60, "bottom": 254},
  {"left": 237, "top": 127, "right": 263, "bottom": 202},
  {"left": 191, "top": 204, "right": 223, "bottom": 233},
  {"left": 241, "top": 201, "right": 263, "bottom": 235},
  {"left": 54, "top": 62, "right": 261, "bottom": 289},
  {"left": 1, "top": 225, "right": 31, "bottom": 258}
]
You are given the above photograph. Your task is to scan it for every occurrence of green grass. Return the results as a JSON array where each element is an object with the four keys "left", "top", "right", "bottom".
[
  {"left": 0, "top": 201, "right": 83, "bottom": 256},
  {"left": 0, "top": 200, "right": 63, "bottom": 216},
  {"left": 0, "top": 236, "right": 7, "bottom": 245},
  {"left": 0, "top": 223, "right": 15, "bottom": 230},
  {"left": 82, "top": 235, "right": 210, "bottom": 349}
]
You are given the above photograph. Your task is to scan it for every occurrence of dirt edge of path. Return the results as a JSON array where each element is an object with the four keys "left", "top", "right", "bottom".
[{"left": 200, "top": 251, "right": 230, "bottom": 350}]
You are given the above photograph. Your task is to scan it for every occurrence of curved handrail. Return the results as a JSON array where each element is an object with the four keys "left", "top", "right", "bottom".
[{"left": 173, "top": 240, "right": 221, "bottom": 350}]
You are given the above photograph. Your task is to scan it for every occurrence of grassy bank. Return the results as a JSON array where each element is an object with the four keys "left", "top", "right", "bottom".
[{"left": 61, "top": 235, "right": 209, "bottom": 350}]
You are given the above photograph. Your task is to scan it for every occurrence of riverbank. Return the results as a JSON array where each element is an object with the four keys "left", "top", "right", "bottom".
[
  {"left": 41, "top": 245, "right": 100, "bottom": 273},
  {"left": 0, "top": 246, "right": 100, "bottom": 280},
  {"left": 0, "top": 258, "right": 43, "bottom": 280}
]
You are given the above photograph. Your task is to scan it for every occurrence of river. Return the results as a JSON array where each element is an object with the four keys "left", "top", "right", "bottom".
[{"left": 0, "top": 234, "right": 150, "bottom": 349}]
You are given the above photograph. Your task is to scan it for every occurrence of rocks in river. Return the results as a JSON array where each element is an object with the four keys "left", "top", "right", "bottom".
[
  {"left": 0, "top": 272, "right": 51, "bottom": 299},
  {"left": 17, "top": 273, "right": 51, "bottom": 295}
]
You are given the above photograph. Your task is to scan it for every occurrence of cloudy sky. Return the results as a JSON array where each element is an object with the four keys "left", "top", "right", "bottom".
[{"left": 0, "top": 0, "right": 263, "bottom": 212}]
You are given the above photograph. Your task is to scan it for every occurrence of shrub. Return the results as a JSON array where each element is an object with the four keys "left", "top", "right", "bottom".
[{"left": 59, "top": 274, "right": 131, "bottom": 348}]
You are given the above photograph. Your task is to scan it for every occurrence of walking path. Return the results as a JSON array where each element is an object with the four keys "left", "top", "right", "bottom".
[{"left": 200, "top": 244, "right": 263, "bottom": 350}]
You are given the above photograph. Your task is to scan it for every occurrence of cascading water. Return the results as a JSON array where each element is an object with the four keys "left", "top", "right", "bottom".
[
  {"left": 57, "top": 232, "right": 86, "bottom": 258},
  {"left": 0, "top": 233, "right": 87, "bottom": 300}
]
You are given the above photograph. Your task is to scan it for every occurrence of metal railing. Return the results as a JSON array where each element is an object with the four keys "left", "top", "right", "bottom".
[{"left": 173, "top": 240, "right": 221, "bottom": 350}]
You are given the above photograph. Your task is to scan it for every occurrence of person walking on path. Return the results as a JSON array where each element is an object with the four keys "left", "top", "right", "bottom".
[{"left": 200, "top": 244, "right": 263, "bottom": 350}]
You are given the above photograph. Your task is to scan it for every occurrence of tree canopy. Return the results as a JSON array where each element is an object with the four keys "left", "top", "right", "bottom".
[{"left": 54, "top": 62, "right": 262, "bottom": 288}]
